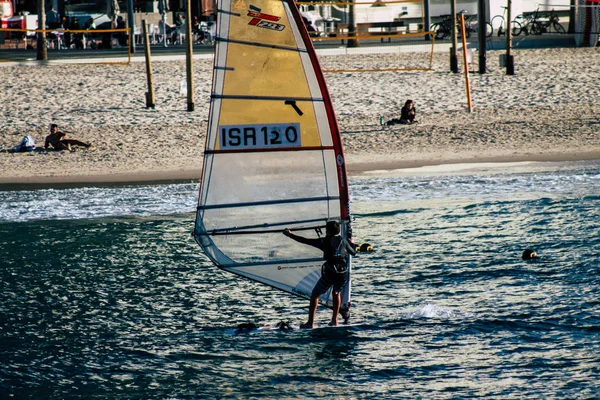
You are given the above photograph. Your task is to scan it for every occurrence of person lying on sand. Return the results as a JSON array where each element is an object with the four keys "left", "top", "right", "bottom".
[{"left": 44, "top": 124, "right": 91, "bottom": 151}]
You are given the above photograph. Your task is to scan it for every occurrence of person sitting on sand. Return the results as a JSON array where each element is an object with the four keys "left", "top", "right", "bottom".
[
  {"left": 44, "top": 124, "right": 91, "bottom": 151},
  {"left": 386, "top": 99, "right": 418, "bottom": 125}
]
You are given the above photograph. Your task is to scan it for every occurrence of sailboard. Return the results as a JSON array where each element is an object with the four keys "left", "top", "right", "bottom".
[{"left": 193, "top": 0, "right": 353, "bottom": 317}]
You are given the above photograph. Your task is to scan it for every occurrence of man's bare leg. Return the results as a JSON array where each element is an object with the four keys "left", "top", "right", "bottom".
[
  {"left": 62, "top": 139, "right": 90, "bottom": 148},
  {"left": 53, "top": 142, "right": 70, "bottom": 151},
  {"left": 329, "top": 292, "right": 341, "bottom": 326},
  {"left": 300, "top": 293, "right": 319, "bottom": 329}
]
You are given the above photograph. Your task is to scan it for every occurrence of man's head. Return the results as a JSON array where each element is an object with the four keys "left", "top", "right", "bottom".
[
  {"left": 50, "top": 124, "right": 58, "bottom": 133},
  {"left": 325, "top": 220, "right": 340, "bottom": 236}
]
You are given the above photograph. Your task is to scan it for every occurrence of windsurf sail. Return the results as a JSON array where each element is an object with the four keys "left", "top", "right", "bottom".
[{"left": 193, "top": 0, "right": 353, "bottom": 313}]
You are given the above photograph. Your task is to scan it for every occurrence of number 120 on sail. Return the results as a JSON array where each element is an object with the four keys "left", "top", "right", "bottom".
[{"left": 220, "top": 123, "right": 301, "bottom": 149}]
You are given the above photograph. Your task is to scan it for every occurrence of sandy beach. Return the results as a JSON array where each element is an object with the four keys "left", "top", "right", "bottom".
[{"left": 1, "top": 47, "right": 599, "bottom": 185}]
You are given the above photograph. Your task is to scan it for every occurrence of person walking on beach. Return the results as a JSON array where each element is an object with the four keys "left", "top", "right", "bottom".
[
  {"left": 44, "top": 124, "right": 91, "bottom": 151},
  {"left": 386, "top": 99, "right": 418, "bottom": 125},
  {"left": 283, "top": 221, "right": 356, "bottom": 329}
]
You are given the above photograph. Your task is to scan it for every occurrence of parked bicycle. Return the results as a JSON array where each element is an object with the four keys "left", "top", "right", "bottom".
[
  {"left": 430, "top": 13, "right": 471, "bottom": 40},
  {"left": 516, "top": 8, "right": 566, "bottom": 35},
  {"left": 487, "top": 6, "right": 523, "bottom": 37},
  {"left": 462, "top": 14, "right": 481, "bottom": 37}
]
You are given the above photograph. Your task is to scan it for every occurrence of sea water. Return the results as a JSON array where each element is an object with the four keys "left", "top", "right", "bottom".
[{"left": 1, "top": 160, "right": 599, "bottom": 399}]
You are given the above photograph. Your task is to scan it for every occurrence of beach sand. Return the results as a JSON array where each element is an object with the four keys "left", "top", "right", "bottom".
[{"left": 1, "top": 47, "right": 599, "bottom": 185}]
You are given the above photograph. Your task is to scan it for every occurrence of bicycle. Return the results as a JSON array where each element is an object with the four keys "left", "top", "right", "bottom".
[
  {"left": 487, "top": 6, "right": 523, "bottom": 37},
  {"left": 462, "top": 14, "right": 481, "bottom": 37},
  {"left": 538, "top": 9, "right": 566, "bottom": 34},
  {"left": 517, "top": 8, "right": 566, "bottom": 35},
  {"left": 430, "top": 13, "right": 469, "bottom": 40}
]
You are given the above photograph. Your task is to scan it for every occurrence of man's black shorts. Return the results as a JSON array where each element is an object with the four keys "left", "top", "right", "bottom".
[{"left": 312, "top": 262, "right": 349, "bottom": 296}]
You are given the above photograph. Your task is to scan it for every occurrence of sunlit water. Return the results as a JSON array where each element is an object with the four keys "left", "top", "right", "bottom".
[{"left": 1, "top": 160, "right": 599, "bottom": 398}]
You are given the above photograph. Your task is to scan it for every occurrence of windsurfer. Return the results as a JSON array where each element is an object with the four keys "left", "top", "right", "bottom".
[{"left": 283, "top": 221, "right": 357, "bottom": 329}]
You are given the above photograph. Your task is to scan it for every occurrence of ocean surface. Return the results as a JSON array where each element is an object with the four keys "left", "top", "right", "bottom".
[{"left": 1, "top": 160, "right": 599, "bottom": 399}]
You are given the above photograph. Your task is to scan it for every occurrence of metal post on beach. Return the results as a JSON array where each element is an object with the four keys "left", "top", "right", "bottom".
[
  {"left": 505, "top": 0, "right": 515, "bottom": 75},
  {"left": 347, "top": 0, "right": 359, "bottom": 48},
  {"left": 423, "top": 0, "right": 431, "bottom": 41},
  {"left": 185, "top": 0, "right": 195, "bottom": 111},
  {"left": 477, "top": 0, "right": 486, "bottom": 73},
  {"left": 449, "top": 0, "right": 458, "bottom": 73},
  {"left": 142, "top": 20, "right": 156, "bottom": 109},
  {"left": 127, "top": 0, "right": 135, "bottom": 53}
]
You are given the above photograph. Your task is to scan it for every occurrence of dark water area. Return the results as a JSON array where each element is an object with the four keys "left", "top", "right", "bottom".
[{"left": 1, "top": 161, "right": 600, "bottom": 398}]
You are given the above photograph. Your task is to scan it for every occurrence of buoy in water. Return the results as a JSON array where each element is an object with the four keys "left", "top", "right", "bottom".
[
  {"left": 356, "top": 243, "right": 373, "bottom": 252},
  {"left": 522, "top": 249, "right": 538, "bottom": 260}
]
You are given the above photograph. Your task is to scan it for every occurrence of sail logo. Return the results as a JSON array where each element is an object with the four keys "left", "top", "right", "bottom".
[
  {"left": 220, "top": 123, "right": 301, "bottom": 149},
  {"left": 247, "top": 6, "right": 285, "bottom": 31}
]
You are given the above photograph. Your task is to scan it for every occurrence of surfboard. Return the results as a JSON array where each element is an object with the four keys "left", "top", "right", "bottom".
[
  {"left": 229, "top": 321, "right": 365, "bottom": 335},
  {"left": 193, "top": 0, "right": 353, "bottom": 317}
]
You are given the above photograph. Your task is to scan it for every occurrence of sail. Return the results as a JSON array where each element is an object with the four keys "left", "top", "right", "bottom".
[{"left": 193, "top": 0, "right": 352, "bottom": 310}]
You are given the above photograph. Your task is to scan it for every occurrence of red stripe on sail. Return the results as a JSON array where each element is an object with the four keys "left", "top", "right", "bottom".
[{"left": 284, "top": 0, "right": 350, "bottom": 221}]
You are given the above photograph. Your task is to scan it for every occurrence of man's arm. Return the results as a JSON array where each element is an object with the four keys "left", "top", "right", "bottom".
[
  {"left": 345, "top": 240, "right": 358, "bottom": 257},
  {"left": 44, "top": 135, "right": 50, "bottom": 149},
  {"left": 283, "top": 229, "right": 321, "bottom": 249}
]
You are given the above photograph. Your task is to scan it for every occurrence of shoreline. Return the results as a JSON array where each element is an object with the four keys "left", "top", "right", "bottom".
[
  {"left": 2, "top": 48, "right": 600, "bottom": 188},
  {"left": 2, "top": 152, "right": 599, "bottom": 189}
]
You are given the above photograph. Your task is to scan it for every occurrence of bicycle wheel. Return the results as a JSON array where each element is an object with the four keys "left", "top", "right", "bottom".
[
  {"left": 430, "top": 23, "right": 441, "bottom": 39},
  {"left": 486, "top": 22, "right": 493, "bottom": 37},
  {"left": 432, "top": 24, "right": 449, "bottom": 40},
  {"left": 511, "top": 20, "right": 523, "bottom": 36},
  {"left": 529, "top": 21, "right": 543, "bottom": 35},
  {"left": 459, "top": 22, "right": 471, "bottom": 38},
  {"left": 490, "top": 15, "right": 505, "bottom": 36},
  {"left": 553, "top": 22, "right": 566, "bottom": 34}
]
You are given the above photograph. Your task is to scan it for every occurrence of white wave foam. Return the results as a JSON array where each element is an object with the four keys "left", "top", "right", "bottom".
[{"left": 404, "top": 303, "right": 473, "bottom": 320}]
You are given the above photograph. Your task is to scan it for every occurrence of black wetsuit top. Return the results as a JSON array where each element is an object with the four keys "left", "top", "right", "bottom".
[{"left": 289, "top": 235, "right": 357, "bottom": 264}]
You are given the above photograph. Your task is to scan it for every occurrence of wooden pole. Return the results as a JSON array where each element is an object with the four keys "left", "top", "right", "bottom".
[
  {"left": 185, "top": 0, "right": 195, "bottom": 111},
  {"left": 459, "top": 14, "right": 472, "bottom": 112},
  {"left": 142, "top": 20, "right": 155, "bottom": 109},
  {"left": 36, "top": 0, "right": 47, "bottom": 60}
]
